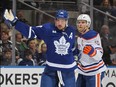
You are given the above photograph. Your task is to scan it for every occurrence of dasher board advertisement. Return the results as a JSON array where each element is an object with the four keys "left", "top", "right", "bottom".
[{"left": 0, "top": 66, "right": 116, "bottom": 87}]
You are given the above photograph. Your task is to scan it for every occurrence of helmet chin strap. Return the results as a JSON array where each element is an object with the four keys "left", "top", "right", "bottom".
[{"left": 65, "top": 20, "right": 68, "bottom": 27}]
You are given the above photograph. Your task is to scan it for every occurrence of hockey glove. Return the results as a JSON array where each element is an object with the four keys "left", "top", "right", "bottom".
[
  {"left": 4, "top": 9, "right": 18, "bottom": 26},
  {"left": 83, "top": 45, "right": 96, "bottom": 57}
]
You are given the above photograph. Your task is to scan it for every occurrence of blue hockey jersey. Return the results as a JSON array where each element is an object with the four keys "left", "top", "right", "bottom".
[{"left": 15, "top": 21, "right": 77, "bottom": 71}]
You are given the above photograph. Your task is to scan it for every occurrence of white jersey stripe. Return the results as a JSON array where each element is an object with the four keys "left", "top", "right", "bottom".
[
  {"left": 46, "top": 61, "right": 76, "bottom": 69},
  {"left": 28, "top": 27, "right": 32, "bottom": 38}
]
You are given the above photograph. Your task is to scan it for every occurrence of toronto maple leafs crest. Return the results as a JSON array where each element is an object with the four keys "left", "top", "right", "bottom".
[{"left": 54, "top": 36, "right": 70, "bottom": 55}]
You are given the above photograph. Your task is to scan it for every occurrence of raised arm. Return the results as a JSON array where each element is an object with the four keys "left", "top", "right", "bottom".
[{"left": 4, "top": 9, "right": 45, "bottom": 39}]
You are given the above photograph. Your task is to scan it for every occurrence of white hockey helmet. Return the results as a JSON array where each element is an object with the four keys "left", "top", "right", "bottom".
[{"left": 77, "top": 14, "right": 91, "bottom": 27}]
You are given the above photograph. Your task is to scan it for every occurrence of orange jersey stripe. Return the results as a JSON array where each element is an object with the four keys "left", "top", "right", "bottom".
[
  {"left": 78, "top": 61, "right": 104, "bottom": 71},
  {"left": 96, "top": 73, "right": 101, "bottom": 87}
]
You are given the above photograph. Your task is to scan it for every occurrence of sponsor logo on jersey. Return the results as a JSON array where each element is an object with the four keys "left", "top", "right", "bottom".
[{"left": 52, "top": 30, "right": 57, "bottom": 33}]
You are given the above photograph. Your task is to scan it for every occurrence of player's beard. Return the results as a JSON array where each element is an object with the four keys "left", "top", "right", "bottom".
[
  {"left": 78, "top": 26, "right": 89, "bottom": 34},
  {"left": 57, "top": 25, "right": 65, "bottom": 31}
]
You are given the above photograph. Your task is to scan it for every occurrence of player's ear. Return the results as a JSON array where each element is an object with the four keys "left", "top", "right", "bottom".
[{"left": 86, "top": 24, "right": 89, "bottom": 29}]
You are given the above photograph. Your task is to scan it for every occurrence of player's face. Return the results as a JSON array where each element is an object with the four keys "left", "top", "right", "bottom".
[
  {"left": 55, "top": 18, "right": 67, "bottom": 30},
  {"left": 76, "top": 20, "right": 89, "bottom": 34}
]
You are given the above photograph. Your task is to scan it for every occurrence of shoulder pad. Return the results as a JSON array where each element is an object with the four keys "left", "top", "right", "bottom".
[
  {"left": 43, "top": 23, "right": 54, "bottom": 29},
  {"left": 82, "top": 30, "right": 98, "bottom": 39}
]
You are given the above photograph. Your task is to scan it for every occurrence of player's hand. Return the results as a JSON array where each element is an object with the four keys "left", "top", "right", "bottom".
[
  {"left": 4, "top": 9, "right": 18, "bottom": 26},
  {"left": 83, "top": 45, "right": 96, "bottom": 57}
]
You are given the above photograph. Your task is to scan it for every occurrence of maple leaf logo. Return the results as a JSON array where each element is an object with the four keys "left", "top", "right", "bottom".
[{"left": 54, "top": 36, "right": 70, "bottom": 55}]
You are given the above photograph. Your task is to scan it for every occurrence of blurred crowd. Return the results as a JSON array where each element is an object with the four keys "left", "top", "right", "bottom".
[
  {"left": 0, "top": 0, "right": 116, "bottom": 66},
  {"left": 0, "top": 10, "right": 47, "bottom": 66},
  {"left": 95, "top": 0, "right": 116, "bottom": 65}
]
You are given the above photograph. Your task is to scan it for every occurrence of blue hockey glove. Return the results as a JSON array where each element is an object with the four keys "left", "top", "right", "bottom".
[
  {"left": 83, "top": 45, "right": 96, "bottom": 57},
  {"left": 4, "top": 9, "right": 18, "bottom": 26}
]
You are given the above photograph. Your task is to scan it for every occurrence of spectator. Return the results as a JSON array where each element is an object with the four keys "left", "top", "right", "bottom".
[
  {"left": 38, "top": 43, "right": 47, "bottom": 66},
  {"left": 100, "top": 24, "right": 115, "bottom": 65},
  {"left": 108, "top": 0, "right": 116, "bottom": 37},
  {"left": 18, "top": 49, "right": 35, "bottom": 66},
  {"left": 17, "top": 10, "right": 29, "bottom": 24},
  {"left": 0, "top": 30, "right": 19, "bottom": 59},
  {"left": 27, "top": 38, "right": 40, "bottom": 65},
  {"left": 1, "top": 48, "right": 12, "bottom": 66},
  {"left": 0, "top": 30, "right": 12, "bottom": 53},
  {"left": 1, "top": 23, "right": 13, "bottom": 39},
  {"left": 36, "top": 39, "right": 44, "bottom": 53},
  {"left": 110, "top": 52, "right": 116, "bottom": 65},
  {"left": 1, "top": 23, "right": 9, "bottom": 31},
  {"left": 15, "top": 31, "right": 28, "bottom": 58},
  {"left": 100, "top": 0, "right": 111, "bottom": 25},
  {"left": 110, "top": 0, "right": 116, "bottom": 17},
  {"left": 101, "top": 0, "right": 111, "bottom": 8},
  {"left": 94, "top": 0, "right": 111, "bottom": 32}
]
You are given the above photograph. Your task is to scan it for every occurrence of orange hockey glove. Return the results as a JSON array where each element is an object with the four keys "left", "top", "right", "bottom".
[{"left": 83, "top": 45, "right": 96, "bottom": 57}]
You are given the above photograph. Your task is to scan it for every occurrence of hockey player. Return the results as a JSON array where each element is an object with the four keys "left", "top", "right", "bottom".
[
  {"left": 4, "top": 9, "right": 77, "bottom": 87},
  {"left": 76, "top": 14, "right": 107, "bottom": 87}
]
